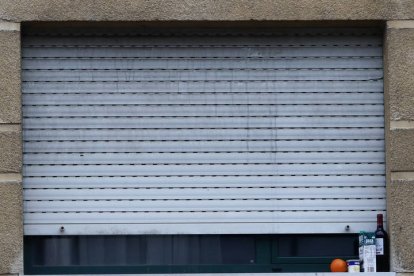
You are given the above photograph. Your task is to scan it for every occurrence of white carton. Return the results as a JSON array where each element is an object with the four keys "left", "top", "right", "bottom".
[{"left": 360, "top": 232, "right": 376, "bottom": 272}]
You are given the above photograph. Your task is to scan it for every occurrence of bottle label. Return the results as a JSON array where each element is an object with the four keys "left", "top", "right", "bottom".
[{"left": 376, "top": 238, "right": 384, "bottom": 255}]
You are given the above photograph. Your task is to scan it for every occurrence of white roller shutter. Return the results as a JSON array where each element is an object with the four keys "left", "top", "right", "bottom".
[{"left": 22, "top": 27, "right": 385, "bottom": 235}]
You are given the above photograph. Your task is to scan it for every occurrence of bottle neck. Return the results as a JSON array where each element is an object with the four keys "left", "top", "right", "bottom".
[{"left": 377, "top": 214, "right": 384, "bottom": 229}]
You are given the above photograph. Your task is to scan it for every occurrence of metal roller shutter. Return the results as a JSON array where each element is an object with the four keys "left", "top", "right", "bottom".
[{"left": 22, "top": 27, "right": 385, "bottom": 235}]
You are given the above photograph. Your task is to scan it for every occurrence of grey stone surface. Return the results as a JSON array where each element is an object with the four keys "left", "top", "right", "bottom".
[
  {"left": 0, "top": 0, "right": 413, "bottom": 22},
  {"left": 0, "top": 1, "right": 413, "bottom": 274},
  {"left": 0, "top": 126, "right": 21, "bottom": 174},
  {"left": 389, "top": 180, "right": 414, "bottom": 272},
  {"left": 385, "top": 23, "right": 414, "bottom": 271},
  {"left": 0, "top": 31, "right": 20, "bottom": 124},
  {"left": 389, "top": 128, "right": 414, "bottom": 171},
  {"left": 386, "top": 27, "right": 414, "bottom": 121},
  {"left": 0, "top": 181, "right": 23, "bottom": 275}
]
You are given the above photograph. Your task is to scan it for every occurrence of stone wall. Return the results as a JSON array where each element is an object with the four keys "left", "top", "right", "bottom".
[
  {"left": 0, "top": 1, "right": 414, "bottom": 275},
  {"left": 0, "top": 0, "right": 413, "bottom": 21},
  {"left": 0, "top": 22, "right": 23, "bottom": 276},
  {"left": 386, "top": 21, "right": 414, "bottom": 274}
]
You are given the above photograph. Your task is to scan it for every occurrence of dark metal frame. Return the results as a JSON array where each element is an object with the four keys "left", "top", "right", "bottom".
[{"left": 24, "top": 234, "right": 358, "bottom": 275}]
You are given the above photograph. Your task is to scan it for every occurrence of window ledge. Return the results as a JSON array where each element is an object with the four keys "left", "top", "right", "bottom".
[{"left": 25, "top": 273, "right": 397, "bottom": 276}]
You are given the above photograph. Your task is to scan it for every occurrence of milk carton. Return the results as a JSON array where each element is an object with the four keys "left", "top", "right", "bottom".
[
  {"left": 359, "top": 231, "right": 364, "bottom": 262},
  {"left": 359, "top": 232, "right": 376, "bottom": 272}
]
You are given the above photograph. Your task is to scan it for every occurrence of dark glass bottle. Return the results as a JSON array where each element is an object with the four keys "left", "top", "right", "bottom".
[{"left": 375, "top": 214, "right": 390, "bottom": 271}]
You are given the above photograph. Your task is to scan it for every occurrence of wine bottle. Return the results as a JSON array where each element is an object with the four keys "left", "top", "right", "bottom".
[{"left": 375, "top": 214, "right": 390, "bottom": 271}]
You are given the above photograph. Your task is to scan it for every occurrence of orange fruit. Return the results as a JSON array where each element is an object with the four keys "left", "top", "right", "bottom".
[{"left": 330, "top": 258, "right": 348, "bottom": 272}]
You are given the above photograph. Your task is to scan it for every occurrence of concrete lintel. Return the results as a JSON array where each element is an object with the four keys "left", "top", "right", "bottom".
[
  {"left": 0, "top": 173, "right": 22, "bottom": 184},
  {"left": 0, "top": 124, "right": 20, "bottom": 132},
  {"left": 391, "top": 172, "right": 414, "bottom": 181},
  {"left": 390, "top": 121, "right": 414, "bottom": 130},
  {"left": 387, "top": 20, "right": 414, "bottom": 29},
  {"left": 0, "top": 22, "right": 20, "bottom": 32}
]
